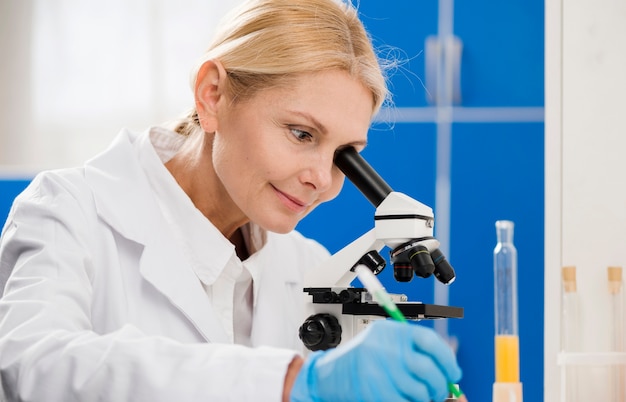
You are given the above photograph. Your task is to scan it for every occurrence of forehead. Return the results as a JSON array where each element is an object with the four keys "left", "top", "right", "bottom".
[{"left": 247, "top": 70, "right": 374, "bottom": 136}]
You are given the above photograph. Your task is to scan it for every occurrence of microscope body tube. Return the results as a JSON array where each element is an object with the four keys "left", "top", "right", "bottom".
[
  {"left": 334, "top": 147, "right": 393, "bottom": 207},
  {"left": 493, "top": 220, "right": 520, "bottom": 383}
]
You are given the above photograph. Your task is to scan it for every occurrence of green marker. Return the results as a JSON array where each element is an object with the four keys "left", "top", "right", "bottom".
[{"left": 354, "top": 265, "right": 463, "bottom": 400}]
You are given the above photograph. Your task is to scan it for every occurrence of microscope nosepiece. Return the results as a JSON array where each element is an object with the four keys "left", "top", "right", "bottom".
[{"left": 390, "top": 242, "right": 455, "bottom": 284}]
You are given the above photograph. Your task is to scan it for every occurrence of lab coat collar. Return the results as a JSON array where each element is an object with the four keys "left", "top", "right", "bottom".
[
  {"left": 138, "top": 127, "right": 235, "bottom": 286},
  {"left": 83, "top": 128, "right": 229, "bottom": 343}
]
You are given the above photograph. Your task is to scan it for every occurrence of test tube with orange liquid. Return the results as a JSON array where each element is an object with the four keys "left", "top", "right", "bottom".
[{"left": 493, "top": 220, "right": 523, "bottom": 401}]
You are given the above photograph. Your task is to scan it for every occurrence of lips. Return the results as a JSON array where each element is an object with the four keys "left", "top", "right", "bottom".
[{"left": 272, "top": 186, "right": 311, "bottom": 213}]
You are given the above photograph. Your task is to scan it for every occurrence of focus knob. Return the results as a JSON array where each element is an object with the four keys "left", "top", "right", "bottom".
[{"left": 298, "top": 313, "right": 342, "bottom": 351}]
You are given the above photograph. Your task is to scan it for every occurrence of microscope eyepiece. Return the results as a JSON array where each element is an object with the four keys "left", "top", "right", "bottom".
[{"left": 334, "top": 147, "right": 393, "bottom": 207}]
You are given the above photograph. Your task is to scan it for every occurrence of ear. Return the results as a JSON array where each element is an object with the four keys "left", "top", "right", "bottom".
[{"left": 194, "top": 60, "right": 228, "bottom": 133}]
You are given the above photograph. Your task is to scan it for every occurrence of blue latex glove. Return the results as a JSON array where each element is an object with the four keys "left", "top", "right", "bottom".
[{"left": 290, "top": 319, "right": 462, "bottom": 402}]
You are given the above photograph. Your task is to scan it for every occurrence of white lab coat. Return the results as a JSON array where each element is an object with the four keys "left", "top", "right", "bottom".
[{"left": 0, "top": 128, "right": 330, "bottom": 401}]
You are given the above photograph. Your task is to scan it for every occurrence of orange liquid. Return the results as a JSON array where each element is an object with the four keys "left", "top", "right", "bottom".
[{"left": 495, "top": 334, "right": 520, "bottom": 382}]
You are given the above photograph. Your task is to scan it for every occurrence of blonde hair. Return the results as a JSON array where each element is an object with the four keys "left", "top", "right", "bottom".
[{"left": 174, "top": 0, "right": 388, "bottom": 136}]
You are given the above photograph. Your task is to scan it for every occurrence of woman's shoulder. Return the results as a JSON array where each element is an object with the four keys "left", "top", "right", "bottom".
[
  {"left": 16, "top": 167, "right": 91, "bottom": 206},
  {"left": 5, "top": 167, "right": 98, "bottom": 230}
]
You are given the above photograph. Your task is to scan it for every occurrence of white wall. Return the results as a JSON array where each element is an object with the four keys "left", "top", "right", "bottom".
[
  {"left": 0, "top": 0, "right": 243, "bottom": 174},
  {"left": 545, "top": 0, "right": 626, "bottom": 400},
  {"left": 0, "top": 0, "right": 35, "bottom": 175}
]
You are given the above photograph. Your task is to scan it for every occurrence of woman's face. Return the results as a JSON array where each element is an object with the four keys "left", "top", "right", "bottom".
[{"left": 213, "top": 69, "right": 374, "bottom": 234}]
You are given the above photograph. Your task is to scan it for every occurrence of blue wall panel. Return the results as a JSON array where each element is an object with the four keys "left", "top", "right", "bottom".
[
  {"left": 0, "top": 179, "right": 31, "bottom": 228},
  {"left": 357, "top": 2, "right": 439, "bottom": 108},
  {"left": 454, "top": 1, "right": 545, "bottom": 106}
]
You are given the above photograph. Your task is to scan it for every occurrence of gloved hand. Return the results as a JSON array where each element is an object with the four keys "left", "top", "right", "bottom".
[{"left": 290, "top": 319, "right": 462, "bottom": 402}]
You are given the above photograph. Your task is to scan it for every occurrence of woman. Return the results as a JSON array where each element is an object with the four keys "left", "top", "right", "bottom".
[{"left": 0, "top": 0, "right": 462, "bottom": 401}]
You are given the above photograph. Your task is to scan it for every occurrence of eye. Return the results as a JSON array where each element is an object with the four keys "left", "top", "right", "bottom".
[{"left": 289, "top": 127, "right": 314, "bottom": 142}]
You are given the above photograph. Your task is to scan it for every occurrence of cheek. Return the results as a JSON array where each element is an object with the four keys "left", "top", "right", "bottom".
[
  {"left": 213, "top": 131, "right": 259, "bottom": 176},
  {"left": 322, "top": 172, "right": 346, "bottom": 202}
]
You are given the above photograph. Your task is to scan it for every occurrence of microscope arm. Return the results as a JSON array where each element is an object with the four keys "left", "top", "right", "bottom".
[{"left": 304, "top": 229, "right": 384, "bottom": 288}]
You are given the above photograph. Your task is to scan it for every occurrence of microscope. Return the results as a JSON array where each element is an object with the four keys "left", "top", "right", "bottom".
[{"left": 299, "top": 147, "right": 463, "bottom": 352}]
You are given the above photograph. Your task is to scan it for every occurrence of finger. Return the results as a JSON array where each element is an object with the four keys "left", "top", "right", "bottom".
[
  {"left": 402, "top": 349, "right": 449, "bottom": 401},
  {"left": 408, "top": 324, "right": 462, "bottom": 383},
  {"left": 375, "top": 358, "right": 431, "bottom": 402},
  {"left": 399, "top": 378, "right": 430, "bottom": 402}
]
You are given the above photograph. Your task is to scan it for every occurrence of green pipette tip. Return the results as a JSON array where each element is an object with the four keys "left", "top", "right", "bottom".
[{"left": 448, "top": 383, "right": 463, "bottom": 398}]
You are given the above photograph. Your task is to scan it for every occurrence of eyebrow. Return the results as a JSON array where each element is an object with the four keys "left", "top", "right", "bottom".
[
  {"left": 286, "top": 110, "right": 368, "bottom": 148},
  {"left": 287, "top": 110, "right": 328, "bottom": 135}
]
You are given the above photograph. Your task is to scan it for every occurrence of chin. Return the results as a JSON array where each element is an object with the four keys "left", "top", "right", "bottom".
[
  {"left": 269, "top": 227, "right": 294, "bottom": 235},
  {"left": 253, "top": 204, "right": 317, "bottom": 233},
  {"left": 258, "top": 215, "right": 301, "bottom": 234},
  {"left": 264, "top": 222, "right": 297, "bottom": 234}
]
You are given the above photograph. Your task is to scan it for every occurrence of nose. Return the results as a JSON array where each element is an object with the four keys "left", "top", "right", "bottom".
[{"left": 301, "top": 151, "right": 335, "bottom": 192}]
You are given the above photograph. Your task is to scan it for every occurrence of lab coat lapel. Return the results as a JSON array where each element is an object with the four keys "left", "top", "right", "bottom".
[
  {"left": 84, "top": 128, "right": 229, "bottom": 344},
  {"left": 250, "top": 243, "right": 304, "bottom": 350},
  {"left": 138, "top": 235, "right": 229, "bottom": 344}
]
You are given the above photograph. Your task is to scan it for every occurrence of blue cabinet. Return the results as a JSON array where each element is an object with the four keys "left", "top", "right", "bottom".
[{"left": 297, "top": 1, "right": 544, "bottom": 401}]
